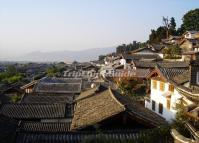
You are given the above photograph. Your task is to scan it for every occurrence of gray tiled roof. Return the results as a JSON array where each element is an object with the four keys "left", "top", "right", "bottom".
[
  {"left": 21, "top": 94, "right": 74, "bottom": 104},
  {"left": 71, "top": 88, "right": 166, "bottom": 130},
  {"left": 71, "top": 89, "right": 125, "bottom": 130},
  {"left": 172, "top": 71, "right": 190, "bottom": 85},
  {"left": 134, "top": 61, "right": 189, "bottom": 68},
  {"left": 158, "top": 67, "right": 189, "bottom": 80},
  {"left": 122, "top": 53, "right": 162, "bottom": 61},
  {"left": 34, "top": 83, "right": 81, "bottom": 94},
  {"left": 0, "top": 103, "right": 71, "bottom": 119},
  {"left": 0, "top": 115, "right": 18, "bottom": 143},
  {"left": 19, "top": 121, "right": 71, "bottom": 132},
  {"left": 33, "top": 77, "right": 82, "bottom": 94}
]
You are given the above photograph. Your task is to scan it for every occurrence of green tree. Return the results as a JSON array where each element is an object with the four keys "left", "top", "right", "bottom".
[
  {"left": 169, "top": 17, "right": 177, "bottom": 35},
  {"left": 170, "top": 45, "right": 181, "bottom": 58},
  {"left": 10, "top": 95, "right": 21, "bottom": 103},
  {"left": 181, "top": 8, "right": 199, "bottom": 31},
  {"left": 6, "top": 65, "right": 17, "bottom": 77},
  {"left": 163, "top": 45, "right": 181, "bottom": 59},
  {"left": 99, "top": 55, "right": 106, "bottom": 61},
  {"left": 46, "top": 66, "right": 58, "bottom": 77},
  {"left": 172, "top": 100, "right": 190, "bottom": 137},
  {"left": 149, "top": 27, "right": 166, "bottom": 43}
]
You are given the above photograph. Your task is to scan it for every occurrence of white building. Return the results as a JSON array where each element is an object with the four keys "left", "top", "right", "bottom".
[
  {"left": 145, "top": 66, "right": 193, "bottom": 122},
  {"left": 183, "top": 31, "right": 199, "bottom": 39}
]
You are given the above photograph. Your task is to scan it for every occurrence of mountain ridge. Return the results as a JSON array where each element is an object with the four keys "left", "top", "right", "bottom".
[{"left": 2, "top": 47, "right": 115, "bottom": 62}]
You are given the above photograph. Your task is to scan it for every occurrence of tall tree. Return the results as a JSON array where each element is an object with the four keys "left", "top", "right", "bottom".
[
  {"left": 181, "top": 8, "right": 199, "bottom": 31},
  {"left": 169, "top": 17, "right": 177, "bottom": 35},
  {"left": 162, "top": 16, "right": 170, "bottom": 39}
]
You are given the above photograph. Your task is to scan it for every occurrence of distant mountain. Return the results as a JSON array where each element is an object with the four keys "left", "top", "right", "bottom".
[{"left": 6, "top": 47, "right": 115, "bottom": 62}]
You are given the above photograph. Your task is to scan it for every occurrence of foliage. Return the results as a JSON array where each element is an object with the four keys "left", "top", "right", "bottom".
[
  {"left": 10, "top": 95, "right": 21, "bottom": 103},
  {"left": 6, "top": 65, "right": 18, "bottom": 76},
  {"left": 0, "top": 65, "right": 24, "bottom": 84},
  {"left": 117, "top": 79, "right": 146, "bottom": 99},
  {"left": 116, "top": 41, "right": 142, "bottom": 54},
  {"left": 163, "top": 45, "right": 181, "bottom": 59},
  {"left": 149, "top": 27, "right": 167, "bottom": 44},
  {"left": 149, "top": 17, "right": 178, "bottom": 43},
  {"left": 99, "top": 55, "right": 106, "bottom": 61},
  {"left": 169, "top": 17, "right": 177, "bottom": 35},
  {"left": 46, "top": 66, "right": 58, "bottom": 77},
  {"left": 181, "top": 8, "right": 199, "bottom": 32},
  {"left": 5, "top": 74, "right": 23, "bottom": 84},
  {"left": 171, "top": 100, "right": 190, "bottom": 137}
]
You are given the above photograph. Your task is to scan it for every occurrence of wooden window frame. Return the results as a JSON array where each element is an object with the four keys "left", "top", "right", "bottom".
[
  {"left": 159, "top": 103, "right": 163, "bottom": 114},
  {"left": 152, "top": 100, "right": 156, "bottom": 111},
  {"left": 159, "top": 82, "right": 165, "bottom": 91},
  {"left": 169, "top": 84, "right": 174, "bottom": 92},
  {"left": 152, "top": 80, "right": 157, "bottom": 89}
]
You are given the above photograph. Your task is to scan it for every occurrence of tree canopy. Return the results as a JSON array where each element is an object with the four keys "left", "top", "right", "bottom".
[
  {"left": 116, "top": 41, "right": 146, "bottom": 54},
  {"left": 181, "top": 8, "right": 199, "bottom": 32},
  {"left": 149, "top": 17, "right": 177, "bottom": 43}
]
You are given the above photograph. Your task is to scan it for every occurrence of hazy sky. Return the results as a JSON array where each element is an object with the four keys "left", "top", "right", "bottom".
[{"left": 0, "top": 0, "right": 198, "bottom": 58}]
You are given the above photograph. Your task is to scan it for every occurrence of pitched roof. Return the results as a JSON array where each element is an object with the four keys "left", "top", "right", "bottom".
[
  {"left": 19, "top": 121, "right": 71, "bottom": 132},
  {"left": 157, "top": 66, "right": 189, "bottom": 81},
  {"left": 71, "top": 89, "right": 125, "bottom": 130},
  {"left": 34, "top": 83, "right": 81, "bottom": 94},
  {"left": 172, "top": 71, "right": 190, "bottom": 85},
  {"left": 111, "top": 90, "right": 166, "bottom": 126},
  {"left": 21, "top": 94, "right": 74, "bottom": 104},
  {"left": 133, "top": 61, "right": 189, "bottom": 68},
  {"left": 15, "top": 129, "right": 168, "bottom": 143},
  {"left": 122, "top": 53, "right": 162, "bottom": 61},
  {"left": 20, "top": 80, "right": 37, "bottom": 90},
  {"left": 71, "top": 88, "right": 166, "bottom": 130},
  {"left": 150, "top": 44, "right": 165, "bottom": 51},
  {"left": 33, "top": 77, "right": 82, "bottom": 94},
  {"left": 115, "top": 69, "right": 152, "bottom": 79},
  {"left": 130, "top": 47, "right": 156, "bottom": 54},
  {"left": 75, "top": 87, "right": 97, "bottom": 101},
  {"left": 0, "top": 115, "right": 18, "bottom": 143},
  {"left": 0, "top": 103, "right": 72, "bottom": 119},
  {"left": 39, "top": 77, "right": 82, "bottom": 83}
]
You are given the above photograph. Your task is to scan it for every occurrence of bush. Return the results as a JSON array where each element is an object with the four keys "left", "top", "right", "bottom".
[{"left": 10, "top": 95, "right": 21, "bottom": 103}]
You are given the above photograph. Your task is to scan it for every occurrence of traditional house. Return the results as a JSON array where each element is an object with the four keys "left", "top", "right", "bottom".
[
  {"left": 168, "top": 36, "right": 182, "bottom": 45},
  {"left": 21, "top": 94, "right": 73, "bottom": 104},
  {"left": 145, "top": 65, "right": 189, "bottom": 122},
  {"left": 182, "top": 51, "right": 199, "bottom": 61},
  {"left": 71, "top": 86, "right": 166, "bottom": 131},
  {"left": 0, "top": 103, "right": 73, "bottom": 121},
  {"left": 183, "top": 31, "right": 199, "bottom": 39},
  {"left": 33, "top": 77, "right": 82, "bottom": 98},
  {"left": 145, "top": 59, "right": 199, "bottom": 123},
  {"left": 180, "top": 39, "right": 199, "bottom": 52},
  {"left": 20, "top": 80, "right": 37, "bottom": 94}
]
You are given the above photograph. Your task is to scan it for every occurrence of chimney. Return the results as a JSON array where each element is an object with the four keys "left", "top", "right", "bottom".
[{"left": 190, "top": 60, "right": 199, "bottom": 87}]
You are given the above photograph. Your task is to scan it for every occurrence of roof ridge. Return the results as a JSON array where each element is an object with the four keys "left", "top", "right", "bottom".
[{"left": 108, "top": 88, "right": 126, "bottom": 110}]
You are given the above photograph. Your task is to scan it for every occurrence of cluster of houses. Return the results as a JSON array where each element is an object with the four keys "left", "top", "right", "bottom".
[
  {"left": 0, "top": 31, "right": 199, "bottom": 142},
  {"left": 101, "top": 31, "right": 199, "bottom": 142},
  {"left": 0, "top": 75, "right": 167, "bottom": 142}
]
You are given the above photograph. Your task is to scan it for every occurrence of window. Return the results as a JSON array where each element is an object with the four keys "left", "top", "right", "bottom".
[
  {"left": 197, "top": 72, "right": 199, "bottom": 85},
  {"left": 159, "top": 82, "right": 165, "bottom": 91},
  {"left": 167, "top": 99, "right": 170, "bottom": 110},
  {"left": 169, "top": 84, "right": 174, "bottom": 92},
  {"left": 159, "top": 103, "right": 163, "bottom": 114},
  {"left": 152, "top": 100, "right": 156, "bottom": 111},
  {"left": 152, "top": 80, "right": 157, "bottom": 89}
]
